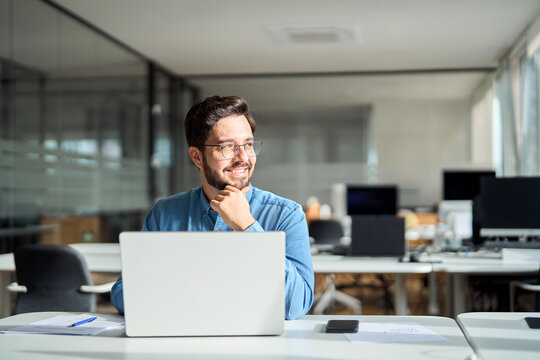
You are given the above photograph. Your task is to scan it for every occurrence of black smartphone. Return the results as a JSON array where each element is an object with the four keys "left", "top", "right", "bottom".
[
  {"left": 325, "top": 319, "right": 359, "bottom": 333},
  {"left": 524, "top": 317, "right": 540, "bottom": 329}
]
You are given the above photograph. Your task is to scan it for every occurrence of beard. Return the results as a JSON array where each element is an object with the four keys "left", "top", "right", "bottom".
[{"left": 202, "top": 156, "right": 253, "bottom": 191}]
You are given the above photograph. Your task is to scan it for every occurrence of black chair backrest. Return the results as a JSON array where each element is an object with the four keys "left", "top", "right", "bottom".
[
  {"left": 14, "top": 244, "right": 95, "bottom": 314},
  {"left": 309, "top": 220, "right": 344, "bottom": 244}
]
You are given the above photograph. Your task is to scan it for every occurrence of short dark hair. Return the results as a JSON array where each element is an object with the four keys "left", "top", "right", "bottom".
[{"left": 184, "top": 95, "right": 256, "bottom": 148}]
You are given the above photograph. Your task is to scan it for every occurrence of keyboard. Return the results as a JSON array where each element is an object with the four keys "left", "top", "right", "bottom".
[{"left": 483, "top": 240, "right": 540, "bottom": 250}]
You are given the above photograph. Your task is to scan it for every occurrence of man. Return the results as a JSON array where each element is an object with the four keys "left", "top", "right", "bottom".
[{"left": 111, "top": 95, "right": 314, "bottom": 320}]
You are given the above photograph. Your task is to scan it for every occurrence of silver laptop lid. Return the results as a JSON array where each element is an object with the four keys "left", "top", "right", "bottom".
[{"left": 119, "top": 231, "right": 285, "bottom": 337}]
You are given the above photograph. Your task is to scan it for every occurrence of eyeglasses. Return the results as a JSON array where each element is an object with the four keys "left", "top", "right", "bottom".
[{"left": 202, "top": 140, "right": 263, "bottom": 159}]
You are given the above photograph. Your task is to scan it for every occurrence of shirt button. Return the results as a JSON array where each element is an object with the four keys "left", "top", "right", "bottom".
[{"left": 202, "top": 211, "right": 206, "bottom": 215}]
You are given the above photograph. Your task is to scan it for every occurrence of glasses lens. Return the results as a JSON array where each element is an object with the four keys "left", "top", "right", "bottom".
[
  {"left": 221, "top": 144, "right": 236, "bottom": 159},
  {"left": 251, "top": 141, "right": 262, "bottom": 156}
]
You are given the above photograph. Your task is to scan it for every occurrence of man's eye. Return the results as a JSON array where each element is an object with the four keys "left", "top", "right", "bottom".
[
  {"left": 245, "top": 142, "right": 254, "bottom": 148},
  {"left": 222, "top": 144, "right": 235, "bottom": 150}
]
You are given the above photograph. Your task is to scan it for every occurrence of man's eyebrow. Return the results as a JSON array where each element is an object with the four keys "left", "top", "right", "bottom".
[{"left": 215, "top": 136, "right": 254, "bottom": 143}]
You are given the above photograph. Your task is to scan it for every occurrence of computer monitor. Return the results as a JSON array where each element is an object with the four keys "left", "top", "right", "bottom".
[
  {"left": 346, "top": 185, "right": 398, "bottom": 215},
  {"left": 443, "top": 170, "right": 495, "bottom": 200},
  {"left": 480, "top": 177, "right": 540, "bottom": 237},
  {"left": 349, "top": 215, "right": 406, "bottom": 258}
]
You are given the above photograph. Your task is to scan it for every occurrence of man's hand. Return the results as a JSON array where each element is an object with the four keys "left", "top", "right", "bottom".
[{"left": 210, "top": 185, "right": 256, "bottom": 231}]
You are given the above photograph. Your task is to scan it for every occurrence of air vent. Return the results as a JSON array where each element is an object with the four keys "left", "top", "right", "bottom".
[{"left": 266, "top": 24, "right": 359, "bottom": 45}]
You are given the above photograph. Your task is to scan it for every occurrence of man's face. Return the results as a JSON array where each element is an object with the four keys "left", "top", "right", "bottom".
[{"left": 199, "top": 115, "right": 256, "bottom": 192}]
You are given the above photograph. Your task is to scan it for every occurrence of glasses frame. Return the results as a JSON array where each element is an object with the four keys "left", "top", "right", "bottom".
[{"left": 201, "top": 140, "right": 263, "bottom": 159}]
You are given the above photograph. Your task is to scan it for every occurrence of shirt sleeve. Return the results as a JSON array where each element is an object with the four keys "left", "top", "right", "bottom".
[
  {"left": 246, "top": 205, "right": 314, "bottom": 320},
  {"left": 111, "top": 204, "right": 160, "bottom": 314},
  {"left": 110, "top": 275, "right": 124, "bottom": 314},
  {"left": 280, "top": 206, "right": 314, "bottom": 320}
]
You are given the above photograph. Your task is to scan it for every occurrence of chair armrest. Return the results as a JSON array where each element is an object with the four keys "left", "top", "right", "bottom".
[
  {"left": 7, "top": 282, "right": 27, "bottom": 293},
  {"left": 79, "top": 282, "right": 115, "bottom": 294}
]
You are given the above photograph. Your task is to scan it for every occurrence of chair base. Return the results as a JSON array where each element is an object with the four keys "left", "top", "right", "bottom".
[{"left": 312, "top": 275, "right": 362, "bottom": 314}]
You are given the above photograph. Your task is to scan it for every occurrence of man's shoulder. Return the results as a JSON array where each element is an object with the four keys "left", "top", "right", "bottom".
[
  {"left": 154, "top": 187, "right": 201, "bottom": 209},
  {"left": 251, "top": 186, "right": 302, "bottom": 212}
]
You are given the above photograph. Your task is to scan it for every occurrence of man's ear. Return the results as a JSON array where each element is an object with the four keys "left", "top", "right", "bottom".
[{"left": 189, "top": 146, "right": 203, "bottom": 169}]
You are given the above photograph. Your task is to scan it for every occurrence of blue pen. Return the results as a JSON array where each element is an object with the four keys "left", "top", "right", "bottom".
[{"left": 70, "top": 316, "right": 97, "bottom": 327}]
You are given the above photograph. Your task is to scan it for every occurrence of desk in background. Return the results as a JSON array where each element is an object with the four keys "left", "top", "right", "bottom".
[
  {"left": 457, "top": 312, "right": 540, "bottom": 360},
  {"left": 0, "top": 312, "right": 474, "bottom": 360},
  {"left": 425, "top": 253, "right": 539, "bottom": 317},
  {"left": 312, "top": 255, "right": 432, "bottom": 315}
]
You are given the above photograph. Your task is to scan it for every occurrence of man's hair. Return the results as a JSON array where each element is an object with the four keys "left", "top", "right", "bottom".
[{"left": 184, "top": 95, "right": 256, "bottom": 148}]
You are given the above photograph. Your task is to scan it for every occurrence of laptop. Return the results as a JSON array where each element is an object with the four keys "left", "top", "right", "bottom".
[
  {"left": 119, "top": 231, "right": 285, "bottom": 337},
  {"left": 348, "top": 215, "right": 406, "bottom": 258}
]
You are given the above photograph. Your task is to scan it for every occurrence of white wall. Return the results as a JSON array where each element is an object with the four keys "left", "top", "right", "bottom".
[{"left": 372, "top": 99, "right": 473, "bottom": 207}]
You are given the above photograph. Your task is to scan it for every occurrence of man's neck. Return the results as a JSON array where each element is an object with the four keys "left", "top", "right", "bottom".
[{"left": 201, "top": 183, "right": 219, "bottom": 202}]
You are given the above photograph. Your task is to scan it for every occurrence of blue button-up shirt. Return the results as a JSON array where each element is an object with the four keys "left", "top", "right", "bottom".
[{"left": 111, "top": 185, "right": 314, "bottom": 320}]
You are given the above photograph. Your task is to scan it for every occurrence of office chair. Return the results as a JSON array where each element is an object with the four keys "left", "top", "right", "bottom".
[
  {"left": 309, "top": 219, "right": 349, "bottom": 254},
  {"left": 510, "top": 265, "right": 540, "bottom": 312},
  {"left": 7, "top": 244, "right": 114, "bottom": 314},
  {"left": 309, "top": 219, "right": 362, "bottom": 314}
]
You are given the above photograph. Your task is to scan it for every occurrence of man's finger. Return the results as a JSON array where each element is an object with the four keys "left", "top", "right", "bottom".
[{"left": 241, "top": 186, "right": 250, "bottom": 195}]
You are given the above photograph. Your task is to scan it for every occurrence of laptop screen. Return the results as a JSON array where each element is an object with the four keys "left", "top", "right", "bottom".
[{"left": 349, "top": 215, "right": 405, "bottom": 257}]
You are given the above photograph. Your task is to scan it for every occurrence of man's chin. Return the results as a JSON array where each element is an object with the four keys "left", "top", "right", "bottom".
[
  {"left": 211, "top": 179, "right": 248, "bottom": 191},
  {"left": 223, "top": 178, "right": 250, "bottom": 191}
]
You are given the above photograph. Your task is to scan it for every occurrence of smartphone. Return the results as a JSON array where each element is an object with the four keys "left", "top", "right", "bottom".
[
  {"left": 325, "top": 319, "right": 359, "bottom": 333},
  {"left": 524, "top": 317, "right": 540, "bottom": 329}
]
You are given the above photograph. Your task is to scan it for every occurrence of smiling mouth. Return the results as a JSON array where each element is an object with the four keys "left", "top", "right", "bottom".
[{"left": 226, "top": 167, "right": 248, "bottom": 176}]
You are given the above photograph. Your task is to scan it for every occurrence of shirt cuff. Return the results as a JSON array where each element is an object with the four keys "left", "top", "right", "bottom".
[{"left": 244, "top": 221, "right": 264, "bottom": 232}]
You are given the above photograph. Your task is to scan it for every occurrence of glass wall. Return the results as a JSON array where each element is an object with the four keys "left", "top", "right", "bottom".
[
  {"left": 253, "top": 106, "right": 374, "bottom": 205},
  {"left": 0, "top": 0, "right": 197, "bottom": 250}
]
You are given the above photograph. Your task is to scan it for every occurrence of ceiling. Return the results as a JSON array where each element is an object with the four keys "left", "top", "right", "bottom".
[{"left": 52, "top": 0, "right": 540, "bottom": 108}]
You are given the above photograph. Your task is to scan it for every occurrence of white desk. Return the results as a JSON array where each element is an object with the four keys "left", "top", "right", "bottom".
[
  {"left": 0, "top": 312, "right": 474, "bottom": 360},
  {"left": 0, "top": 244, "right": 122, "bottom": 317},
  {"left": 426, "top": 253, "right": 539, "bottom": 317},
  {"left": 311, "top": 255, "right": 432, "bottom": 315},
  {"left": 457, "top": 312, "right": 540, "bottom": 360}
]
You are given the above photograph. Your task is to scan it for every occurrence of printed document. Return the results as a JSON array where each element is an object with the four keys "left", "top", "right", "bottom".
[
  {"left": 2, "top": 313, "right": 124, "bottom": 336},
  {"left": 345, "top": 322, "right": 447, "bottom": 343}
]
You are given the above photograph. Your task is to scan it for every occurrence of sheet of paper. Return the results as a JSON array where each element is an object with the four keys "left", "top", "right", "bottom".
[
  {"left": 345, "top": 322, "right": 447, "bottom": 344},
  {"left": 2, "top": 313, "right": 125, "bottom": 336}
]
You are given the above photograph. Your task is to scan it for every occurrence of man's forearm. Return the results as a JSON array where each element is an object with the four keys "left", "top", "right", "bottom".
[
  {"left": 284, "top": 259, "right": 314, "bottom": 320},
  {"left": 111, "top": 277, "right": 125, "bottom": 314}
]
